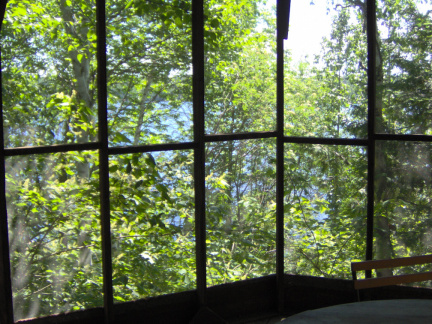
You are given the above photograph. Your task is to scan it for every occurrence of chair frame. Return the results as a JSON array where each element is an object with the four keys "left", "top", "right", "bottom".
[{"left": 351, "top": 255, "right": 432, "bottom": 301}]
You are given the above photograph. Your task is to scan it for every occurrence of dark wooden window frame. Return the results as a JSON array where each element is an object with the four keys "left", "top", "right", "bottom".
[{"left": 1, "top": 0, "right": 432, "bottom": 323}]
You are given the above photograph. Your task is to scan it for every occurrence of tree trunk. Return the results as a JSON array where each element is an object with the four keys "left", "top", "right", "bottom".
[
  {"left": 351, "top": 0, "right": 393, "bottom": 276},
  {"left": 59, "top": 0, "right": 92, "bottom": 179},
  {"left": 59, "top": 0, "right": 94, "bottom": 265},
  {"left": 373, "top": 22, "right": 393, "bottom": 277}
]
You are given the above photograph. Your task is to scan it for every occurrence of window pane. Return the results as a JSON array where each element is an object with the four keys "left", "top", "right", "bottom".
[
  {"left": 284, "top": 144, "right": 367, "bottom": 278},
  {"left": 6, "top": 152, "right": 102, "bottom": 321},
  {"left": 378, "top": 2, "right": 432, "bottom": 135},
  {"left": 107, "top": 0, "right": 193, "bottom": 146},
  {"left": 110, "top": 151, "right": 195, "bottom": 302},
  {"left": 205, "top": 0, "right": 276, "bottom": 134},
  {"left": 206, "top": 139, "right": 276, "bottom": 286},
  {"left": 1, "top": 0, "right": 98, "bottom": 148},
  {"left": 285, "top": 1, "right": 367, "bottom": 138},
  {"left": 374, "top": 141, "right": 432, "bottom": 283}
]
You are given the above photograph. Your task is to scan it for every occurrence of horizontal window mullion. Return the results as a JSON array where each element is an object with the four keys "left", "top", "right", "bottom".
[
  {"left": 4, "top": 142, "right": 100, "bottom": 156},
  {"left": 108, "top": 142, "right": 196, "bottom": 155},
  {"left": 7, "top": 134, "right": 431, "bottom": 158},
  {"left": 283, "top": 136, "right": 368, "bottom": 146},
  {"left": 375, "top": 133, "right": 432, "bottom": 142},
  {"left": 205, "top": 131, "right": 277, "bottom": 142}
]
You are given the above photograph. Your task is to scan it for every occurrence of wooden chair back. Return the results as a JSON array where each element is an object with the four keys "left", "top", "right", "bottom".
[{"left": 351, "top": 255, "right": 432, "bottom": 300}]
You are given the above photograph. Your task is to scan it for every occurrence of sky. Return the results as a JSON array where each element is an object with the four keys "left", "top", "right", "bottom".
[
  {"left": 285, "top": 0, "right": 335, "bottom": 63},
  {"left": 285, "top": 0, "right": 432, "bottom": 63}
]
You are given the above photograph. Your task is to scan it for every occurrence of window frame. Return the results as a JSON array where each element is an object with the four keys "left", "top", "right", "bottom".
[{"left": 1, "top": 0, "right": 432, "bottom": 323}]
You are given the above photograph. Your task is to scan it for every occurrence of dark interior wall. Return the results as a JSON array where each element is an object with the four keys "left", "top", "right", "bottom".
[{"left": 17, "top": 274, "right": 432, "bottom": 324}]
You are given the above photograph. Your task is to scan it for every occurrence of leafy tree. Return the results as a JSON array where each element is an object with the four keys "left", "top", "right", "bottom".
[
  {"left": 202, "top": 0, "right": 277, "bottom": 285},
  {"left": 284, "top": 0, "right": 432, "bottom": 279},
  {"left": 5, "top": 152, "right": 103, "bottom": 319},
  {"left": 1, "top": 0, "right": 432, "bottom": 320},
  {"left": 1, "top": 0, "right": 278, "bottom": 319}
]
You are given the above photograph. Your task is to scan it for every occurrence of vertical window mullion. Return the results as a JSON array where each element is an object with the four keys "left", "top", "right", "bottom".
[
  {"left": 0, "top": 156, "right": 13, "bottom": 324},
  {"left": 192, "top": 0, "right": 206, "bottom": 306},
  {"left": 0, "top": 1, "right": 14, "bottom": 321},
  {"left": 96, "top": 0, "right": 113, "bottom": 322},
  {"left": 0, "top": 50, "right": 14, "bottom": 324},
  {"left": 276, "top": 0, "right": 289, "bottom": 312},
  {"left": 366, "top": 0, "right": 377, "bottom": 276}
]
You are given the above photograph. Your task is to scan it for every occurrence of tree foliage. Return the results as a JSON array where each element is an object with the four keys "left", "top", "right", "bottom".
[{"left": 1, "top": 0, "right": 431, "bottom": 320}]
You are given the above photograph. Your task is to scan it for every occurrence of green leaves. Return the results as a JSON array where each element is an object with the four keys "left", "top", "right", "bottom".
[
  {"left": 3, "top": 0, "right": 432, "bottom": 319},
  {"left": 112, "top": 132, "right": 132, "bottom": 145}
]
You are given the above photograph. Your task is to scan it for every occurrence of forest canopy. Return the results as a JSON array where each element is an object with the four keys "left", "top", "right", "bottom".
[{"left": 1, "top": 0, "right": 431, "bottom": 321}]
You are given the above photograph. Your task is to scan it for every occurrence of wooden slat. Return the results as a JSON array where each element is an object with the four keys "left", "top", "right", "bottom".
[
  {"left": 351, "top": 255, "right": 432, "bottom": 272},
  {"left": 354, "top": 271, "right": 432, "bottom": 290}
]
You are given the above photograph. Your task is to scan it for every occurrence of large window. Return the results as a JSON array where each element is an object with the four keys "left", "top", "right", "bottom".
[{"left": 0, "top": 0, "right": 431, "bottom": 322}]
